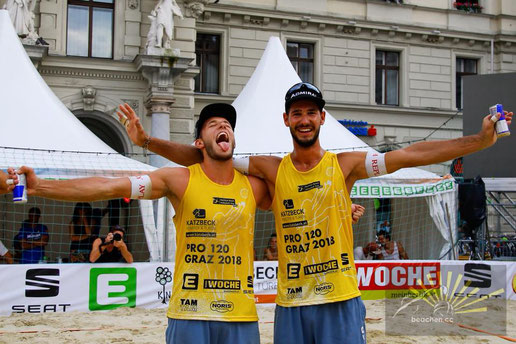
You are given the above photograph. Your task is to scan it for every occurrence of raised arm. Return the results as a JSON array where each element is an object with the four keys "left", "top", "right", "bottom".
[
  {"left": 342, "top": 111, "right": 512, "bottom": 188},
  {"left": 8, "top": 166, "right": 184, "bottom": 203},
  {"left": 89, "top": 237, "right": 103, "bottom": 263},
  {"left": 117, "top": 103, "right": 203, "bottom": 166},
  {"left": 385, "top": 113, "right": 512, "bottom": 172}
]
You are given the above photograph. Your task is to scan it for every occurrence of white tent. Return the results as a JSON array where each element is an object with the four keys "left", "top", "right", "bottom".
[
  {"left": 0, "top": 10, "right": 170, "bottom": 261},
  {"left": 232, "top": 37, "right": 457, "bottom": 259}
]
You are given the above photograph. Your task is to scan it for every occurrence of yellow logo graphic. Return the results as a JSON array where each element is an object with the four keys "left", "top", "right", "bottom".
[
  {"left": 393, "top": 270, "right": 505, "bottom": 320},
  {"left": 314, "top": 282, "right": 334, "bottom": 295},
  {"left": 210, "top": 300, "right": 234, "bottom": 313}
]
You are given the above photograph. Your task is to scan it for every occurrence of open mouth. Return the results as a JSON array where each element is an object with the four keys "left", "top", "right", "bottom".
[
  {"left": 216, "top": 132, "right": 230, "bottom": 152},
  {"left": 297, "top": 127, "right": 313, "bottom": 135}
]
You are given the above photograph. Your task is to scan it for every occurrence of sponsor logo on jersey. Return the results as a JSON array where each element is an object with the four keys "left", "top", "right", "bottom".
[
  {"left": 182, "top": 273, "right": 199, "bottom": 290},
  {"left": 213, "top": 197, "right": 237, "bottom": 207},
  {"left": 283, "top": 199, "right": 294, "bottom": 209},
  {"left": 193, "top": 208, "right": 206, "bottom": 219},
  {"left": 297, "top": 181, "right": 322, "bottom": 192},
  {"left": 280, "top": 209, "right": 305, "bottom": 217},
  {"left": 287, "top": 263, "right": 301, "bottom": 279},
  {"left": 210, "top": 300, "right": 234, "bottom": 313},
  {"left": 341, "top": 253, "right": 349, "bottom": 266},
  {"left": 186, "top": 232, "right": 216, "bottom": 238},
  {"left": 247, "top": 275, "right": 254, "bottom": 288},
  {"left": 314, "top": 282, "right": 335, "bottom": 295},
  {"left": 286, "top": 286, "right": 303, "bottom": 299},
  {"left": 282, "top": 220, "right": 308, "bottom": 228},
  {"left": 203, "top": 279, "right": 241, "bottom": 290},
  {"left": 304, "top": 260, "right": 339, "bottom": 275},
  {"left": 185, "top": 219, "right": 216, "bottom": 226},
  {"left": 180, "top": 298, "right": 198, "bottom": 312}
]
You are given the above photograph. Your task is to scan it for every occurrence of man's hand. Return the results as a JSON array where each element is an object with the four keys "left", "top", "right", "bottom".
[
  {"left": 117, "top": 103, "right": 148, "bottom": 147},
  {"left": 351, "top": 204, "right": 365, "bottom": 224},
  {"left": 481, "top": 111, "right": 513, "bottom": 147},
  {"left": 114, "top": 238, "right": 133, "bottom": 263},
  {"left": 113, "top": 238, "right": 127, "bottom": 250},
  {"left": 0, "top": 170, "right": 16, "bottom": 195},
  {"left": 7, "top": 166, "right": 39, "bottom": 196}
]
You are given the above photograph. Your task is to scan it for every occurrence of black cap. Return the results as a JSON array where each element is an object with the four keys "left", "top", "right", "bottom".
[
  {"left": 195, "top": 103, "right": 237, "bottom": 139},
  {"left": 284, "top": 82, "right": 326, "bottom": 113}
]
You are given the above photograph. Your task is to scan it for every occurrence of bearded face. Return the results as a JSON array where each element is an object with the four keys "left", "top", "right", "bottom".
[
  {"left": 197, "top": 117, "right": 235, "bottom": 161},
  {"left": 203, "top": 130, "right": 235, "bottom": 161},
  {"left": 284, "top": 100, "right": 325, "bottom": 149}
]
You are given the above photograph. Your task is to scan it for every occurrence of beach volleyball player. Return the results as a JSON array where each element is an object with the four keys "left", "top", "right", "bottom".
[
  {"left": 118, "top": 82, "right": 512, "bottom": 344},
  {"left": 9, "top": 103, "right": 271, "bottom": 344}
]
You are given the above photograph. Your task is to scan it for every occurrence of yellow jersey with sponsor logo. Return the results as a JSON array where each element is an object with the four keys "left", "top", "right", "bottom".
[
  {"left": 272, "top": 152, "right": 360, "bottom": 307},
  {"left": 167, "top": 164, "right": 257, "bottom": 321}
]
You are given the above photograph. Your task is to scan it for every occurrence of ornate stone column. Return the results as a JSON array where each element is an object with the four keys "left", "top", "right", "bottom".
[{"left": 135, "top": 54, "right": 194, "bottom": 167}]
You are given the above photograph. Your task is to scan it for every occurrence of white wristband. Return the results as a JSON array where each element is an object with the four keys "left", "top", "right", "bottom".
[
  {"left": 233, "top": 156, "right": 250, "bottom": 175},
  {"left": 365, "top": 151, "right": 387, "bottom": 177},
  {"left": 129, "top": 175, "right": 152, "bottom": 199}
]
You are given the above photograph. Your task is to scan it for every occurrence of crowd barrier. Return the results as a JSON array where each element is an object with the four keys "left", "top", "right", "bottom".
[{"left": 0, "top": 260, "right": 514, "bottom": 315}]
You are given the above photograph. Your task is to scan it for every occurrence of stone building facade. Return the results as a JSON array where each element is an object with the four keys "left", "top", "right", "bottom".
[{"left": 5, "top": 0, "right": 516, "bottom": 174}]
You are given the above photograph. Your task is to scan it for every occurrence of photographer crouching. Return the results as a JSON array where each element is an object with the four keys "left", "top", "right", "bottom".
[{"left": 89, "top": 225, "right": 133, "bottom": 263}]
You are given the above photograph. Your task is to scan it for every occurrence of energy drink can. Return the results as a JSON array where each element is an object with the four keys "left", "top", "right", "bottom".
[
  {"left": 13, "top": 173, "right": 27, "bottom": 204},
  {"left": 489, "top": 104, "right": 510, "bottom": 137}
]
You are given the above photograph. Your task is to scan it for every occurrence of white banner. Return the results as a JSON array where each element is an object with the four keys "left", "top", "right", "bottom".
[
  {"left": 0, "top": 263, "right": 173, "bottom": 316},
  {"left": 0, "top": 260, "right": 514, "bottom": 315}
]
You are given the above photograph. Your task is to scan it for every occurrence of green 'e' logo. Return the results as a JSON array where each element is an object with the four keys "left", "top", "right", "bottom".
[{"left": 89, "top": 267, "right": 137, "bottom": 311}]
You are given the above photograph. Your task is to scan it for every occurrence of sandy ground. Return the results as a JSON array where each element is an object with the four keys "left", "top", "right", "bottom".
[{"left": 0, "top": 300, "right": 514, "bottom": 343}]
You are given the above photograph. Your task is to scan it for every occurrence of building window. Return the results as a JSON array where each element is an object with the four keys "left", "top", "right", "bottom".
[
  {"left": 453, "top": 1, "right": 482, "bottom": 13},
  {"left": 456, "top": 58, "right": 477, "bottom": 109},
  {"left": 287, "top": 42, "right": 314, "bottom": 84},
  {"left": 375, "top": 50, "right": 399, "bottom": 106},
  {"left": 66, "top": 0, "right": 114, "bottom": 58},
  {"left": 195, "top": 33, "right": 220, "bottom": 94}
]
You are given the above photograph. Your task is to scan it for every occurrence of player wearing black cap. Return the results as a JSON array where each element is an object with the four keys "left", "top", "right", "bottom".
[
  {"left": 10, "top": 102, "right": 271, "bottom": 344},
  {"left": 115, "top": 83, "right": 512, "bottom": 344}
]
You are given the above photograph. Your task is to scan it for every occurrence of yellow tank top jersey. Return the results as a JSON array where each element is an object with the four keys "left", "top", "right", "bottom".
[
  {"left": 167, "top": 164, "right": 258, "bottom": 321},
  {"left": 273, "top": 152, "right": 360, "bottom": 307}
]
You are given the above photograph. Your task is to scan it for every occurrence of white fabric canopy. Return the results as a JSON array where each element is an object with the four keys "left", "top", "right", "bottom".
[
  {"left": 232, "top": 37, "right": 457, "bottom": 259},
  {"left": 0, "top": 10, "right": 168, "bottom": 261}
]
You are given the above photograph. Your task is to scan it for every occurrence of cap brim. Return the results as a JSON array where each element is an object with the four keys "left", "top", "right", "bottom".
[{"left": 285, "top": 96, "right": 325, "bottom": 112}]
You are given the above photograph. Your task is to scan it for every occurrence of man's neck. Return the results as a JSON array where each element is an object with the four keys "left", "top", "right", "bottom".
[
  {"left": 200, "top": 158, "right": 234, "bottom": 185},
  {"left": 290, "top": 141, "right": 326, "bottom": 172}
]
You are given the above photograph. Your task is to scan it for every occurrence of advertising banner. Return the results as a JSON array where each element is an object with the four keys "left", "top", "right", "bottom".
[
  {"left": 0, "top": 260, "right": 514, "bottom": 315},
  {"left": 252, "top": 260, "right": 515, "bottom": 303},
  {"left": 0, "top": 263, "right": 173, "bottom": 316}
]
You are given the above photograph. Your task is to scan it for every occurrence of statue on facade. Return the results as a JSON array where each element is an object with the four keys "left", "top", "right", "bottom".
[
  {"left": 183, "top": 0, "right": 219, "bottom": 19},
  {"left": 3, "top": 0, "right": 39, "bottom": 42},
  {"left": 147, "top": 0, "right": 184, "bottom": 50}
]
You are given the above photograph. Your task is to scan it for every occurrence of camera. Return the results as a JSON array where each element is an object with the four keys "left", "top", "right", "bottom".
[{"left": 113, "top": 233, "right": 122, "bottom": 241}]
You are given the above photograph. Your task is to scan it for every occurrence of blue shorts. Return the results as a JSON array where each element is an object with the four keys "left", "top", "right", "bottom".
[
  {"left": 274, "top": 297, "right": 366, "bottom": 344},
  {"left": 165, "top": 318, "right": 260, "bottom": 344}
]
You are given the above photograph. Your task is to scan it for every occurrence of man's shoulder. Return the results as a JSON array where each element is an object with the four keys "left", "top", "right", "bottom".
[{"left": 154, "top": 166, "right": 190, "bottom": 180}]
